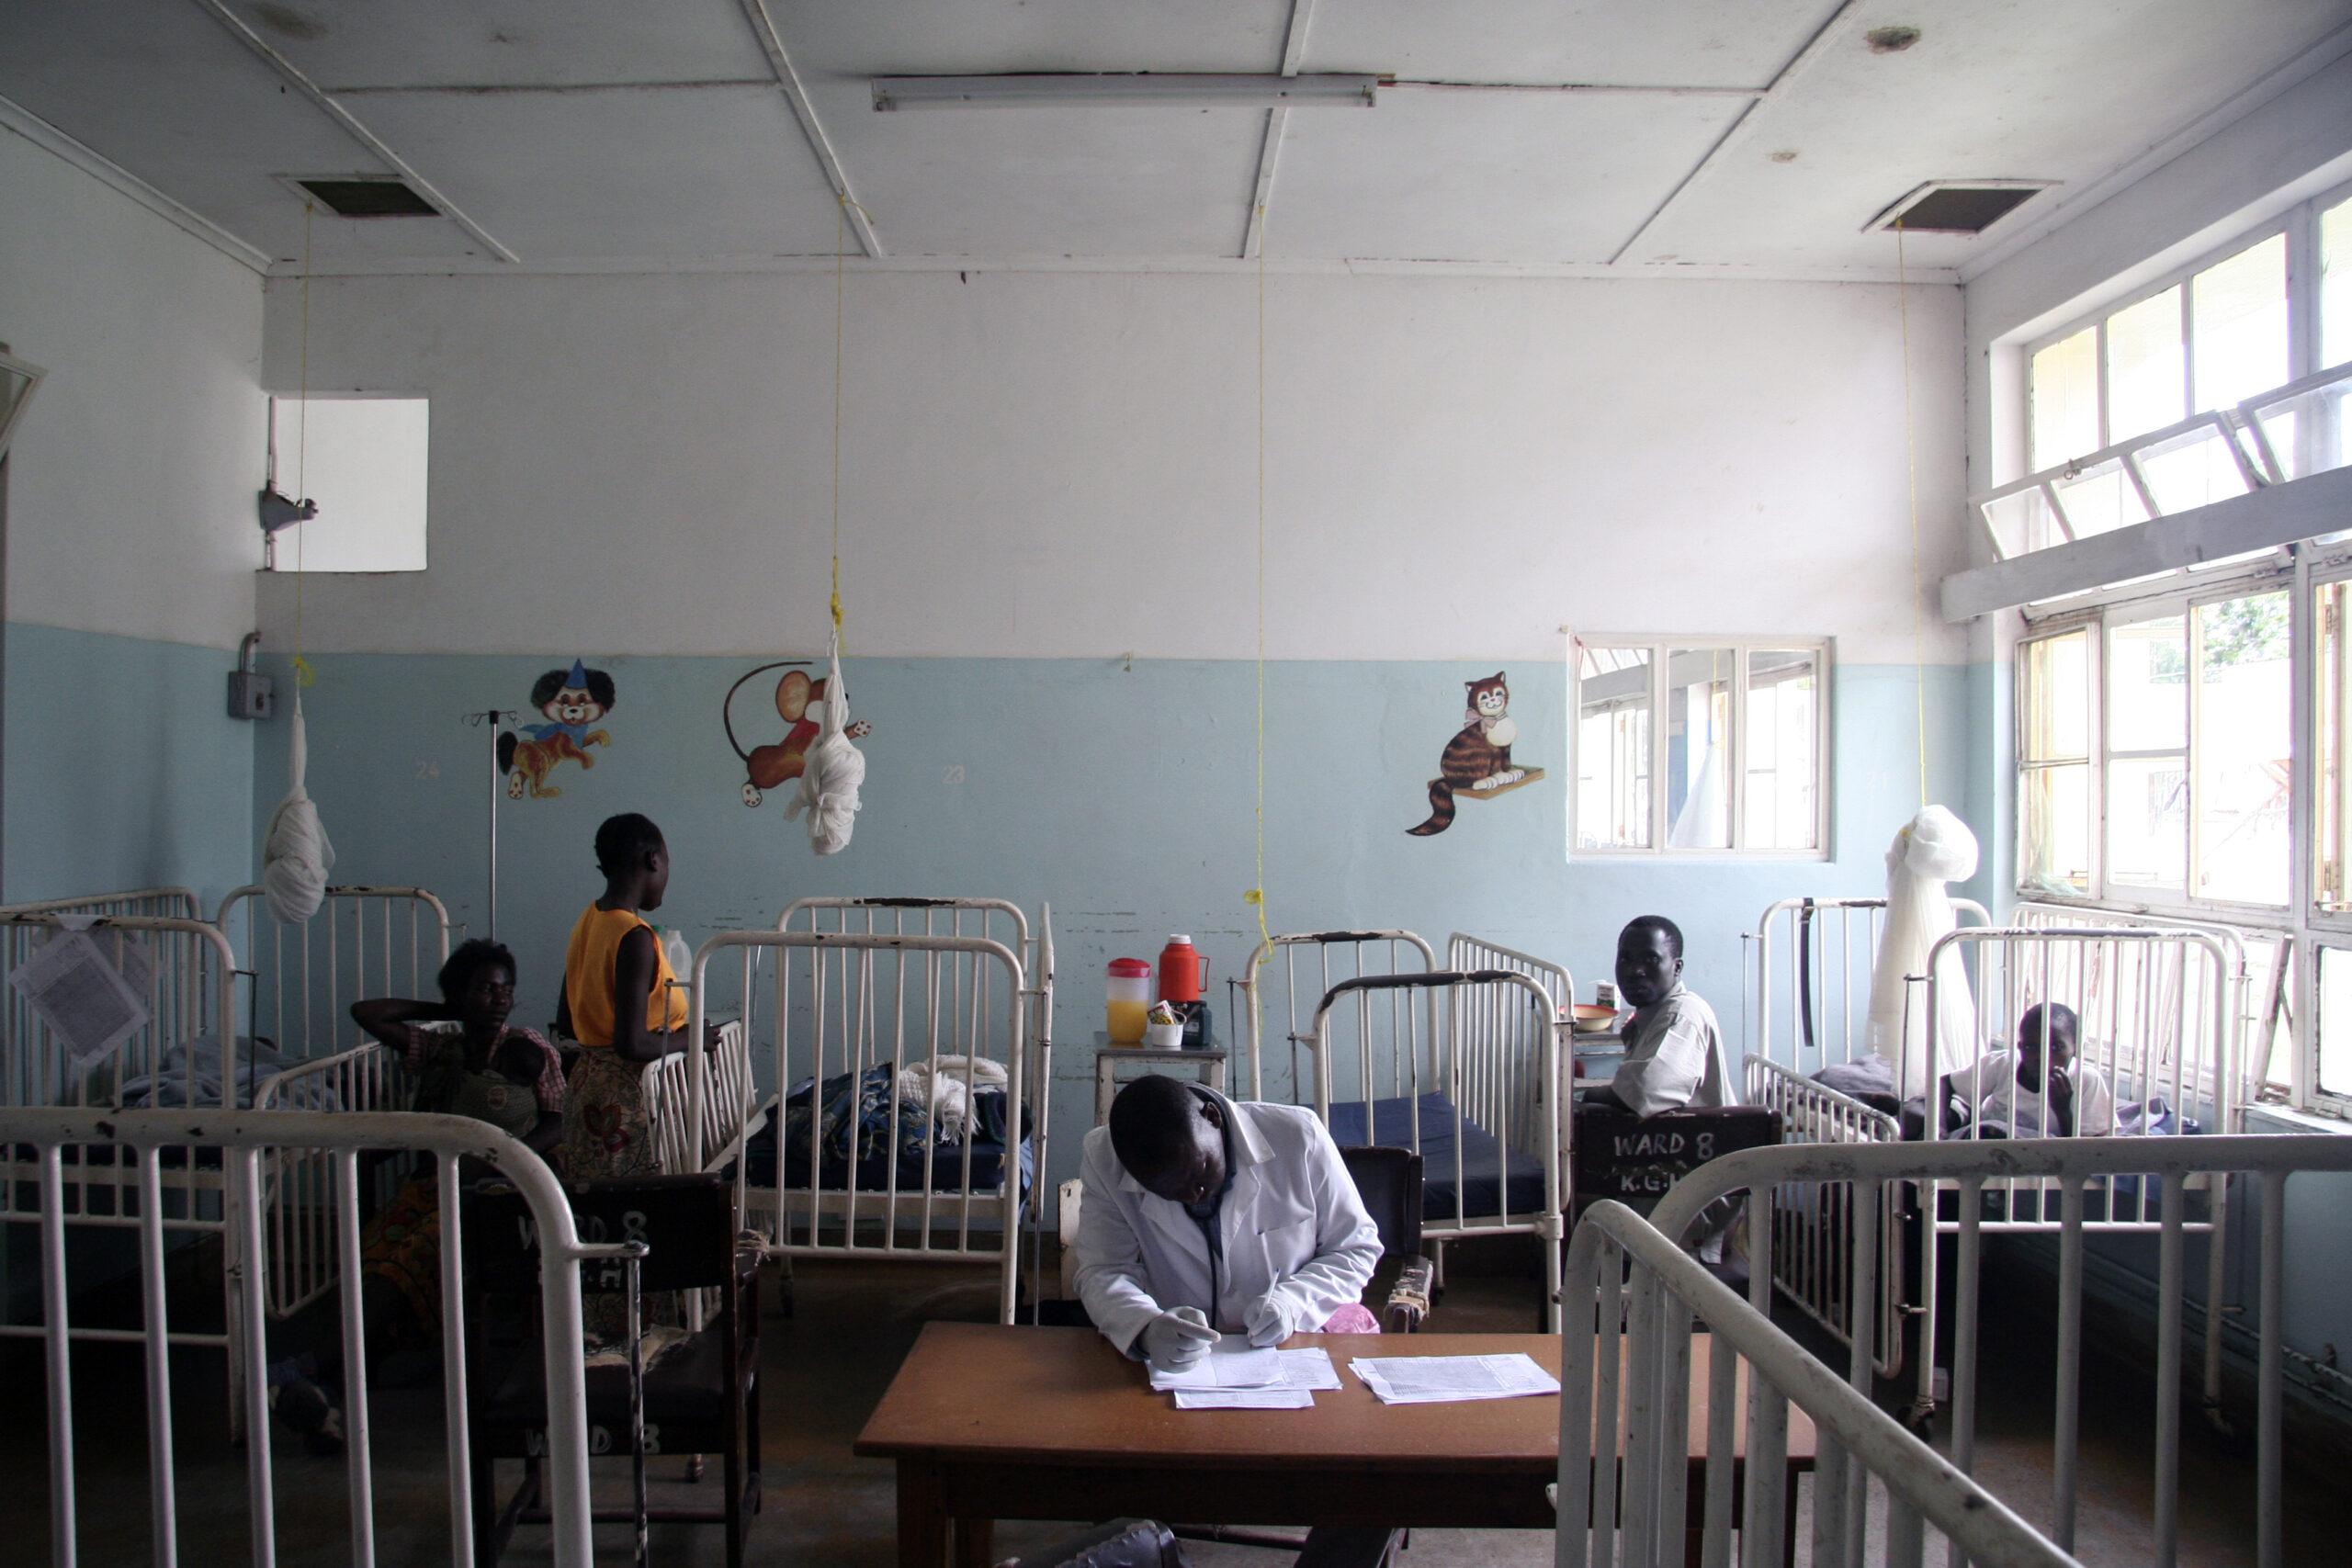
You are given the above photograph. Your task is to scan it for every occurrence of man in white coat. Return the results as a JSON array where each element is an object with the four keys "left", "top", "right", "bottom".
[
  {"left": 1074, "top": 1074, "right": 1394, "bottom": 1568},
  {"left": 1075, "top": 1074, "right": 1382, "bottom": 1362}
]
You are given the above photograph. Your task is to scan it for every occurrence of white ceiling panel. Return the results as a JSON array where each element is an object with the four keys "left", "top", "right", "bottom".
[
  {"left": 813, "top": 84, "right": 1269, "bottom": 256},
  {"left": 1272, "top": 88, "right": 1745, "bottom": 264},
  {"left": 772, "top": 0, "right": 1293, "bottom": 78},
  {"left": 0, "top": 0, "right": 488, "bottom": 265},
  {"left": 350, "top": 85, "right": 842, "bottom": 260},
  {"left": 1303, "top": 0, "right": 1839, "bottom": 89},
  {"left": 217, "top": 0, "right": 773, "bottom": 89},
  {"left": 1635, "top": 0, "right": 2352, "bottom": 271}
]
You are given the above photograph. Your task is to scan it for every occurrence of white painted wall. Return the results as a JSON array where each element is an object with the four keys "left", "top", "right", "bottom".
[
  {"left": 255, "top": 268, "right": 1970, "bottom": 665},
  {"left": 0, "top": 120, "right": 264, "bottom": 649}
]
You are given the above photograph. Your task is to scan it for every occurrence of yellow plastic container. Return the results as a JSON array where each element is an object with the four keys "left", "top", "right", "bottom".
[{"left": 1106, "top": 958, "right": 1151, "bottom": 1044}]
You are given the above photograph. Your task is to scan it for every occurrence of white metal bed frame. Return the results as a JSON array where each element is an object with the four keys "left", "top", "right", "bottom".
[
  {"left": 8, "top": 1105, "right": 627, "bottom": 1568},
  {"left": 1306, "top": 966, "right": 1566, "bottom": 1328},
  {"left": 1240, "top": 927, "right": 1572, "bottom": 1323},
  {"left": 691, "top": 904, "right": 1044, "bottom": 1325},
  {"left": 1742, "top": 895, "right": 1989, "bottom": 1380},
  {"left": 1648, "top": 1134, "right": 2350, "bottom": 1568},
  {"left": 219, "top": 885, "right": 454, "bottom": 1320}
]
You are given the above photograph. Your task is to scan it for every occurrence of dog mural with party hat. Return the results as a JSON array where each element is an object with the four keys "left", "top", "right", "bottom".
[{"left": 498, "top": 658, "right": 617, "bottom": 799}]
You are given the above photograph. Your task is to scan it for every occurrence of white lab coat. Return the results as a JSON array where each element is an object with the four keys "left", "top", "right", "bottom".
[
  {"left": 1073, "top": 1090, "right": 1382, "bottom": 1357},
  {"left": 1610, "top": 984, "right": 1733, "bottom": 1118}
]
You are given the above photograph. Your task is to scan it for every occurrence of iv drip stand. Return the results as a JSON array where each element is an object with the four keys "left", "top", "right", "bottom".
[{"left": 464, "top": 709, "right": 516, "bottom": 939}]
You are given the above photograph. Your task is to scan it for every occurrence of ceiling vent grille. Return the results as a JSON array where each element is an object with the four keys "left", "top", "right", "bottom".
[
  {"left": 288, "top": 176, "right": 439, "bottom": 219},
  {"left": 1867, "top": 180, "right": 2051, "bottom": 236}
]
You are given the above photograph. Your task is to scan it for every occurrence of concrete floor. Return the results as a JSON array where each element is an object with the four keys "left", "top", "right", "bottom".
[{"left": 1, "top": 1237, "right": 2338, "bottom": 1565}]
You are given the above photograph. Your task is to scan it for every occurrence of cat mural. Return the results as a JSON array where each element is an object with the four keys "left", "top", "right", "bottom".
[{"left": 1407, "top": 671, "right": 1545, "bottom": 836}]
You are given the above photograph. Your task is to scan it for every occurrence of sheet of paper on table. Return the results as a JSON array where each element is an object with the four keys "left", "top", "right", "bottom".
[
  {"left": 1172, "top": 1386, "right": 1317, "bottom": 1409},
  {"left": 1148, "top": 1336, "right": 1284, "bottom": 1391},
  {"left": 1277, "top": 1348, "right": 1341, "bottom": 1391},
  {"left": 1350, "top": 1353, "right": 1561, "bottom": 1404}
]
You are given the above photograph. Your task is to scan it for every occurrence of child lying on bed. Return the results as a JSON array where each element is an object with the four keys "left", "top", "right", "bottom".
[{"left": 1941, "top": 1001, "right": 2115, "bottom": 1138}]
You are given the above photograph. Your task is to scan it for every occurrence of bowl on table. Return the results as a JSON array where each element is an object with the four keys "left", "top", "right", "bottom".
[
  {"left": 1144, "top": 1021, "right": 1185, "bottom": 1049},
  {"left": 1569, "top": 1004, "right": 1618, "bottom": 1034}
]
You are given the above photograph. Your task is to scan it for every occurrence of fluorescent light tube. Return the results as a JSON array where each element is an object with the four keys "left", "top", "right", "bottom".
[{"left": 871, "top": 73, "right": 1379, "bottom": 111}]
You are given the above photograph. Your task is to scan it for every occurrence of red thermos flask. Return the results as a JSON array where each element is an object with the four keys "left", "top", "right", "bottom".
[{"left": 1157, "top": 935, "right": 1209, "bottom": 1004}]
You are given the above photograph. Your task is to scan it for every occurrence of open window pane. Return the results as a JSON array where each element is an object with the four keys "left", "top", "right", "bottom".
[
  {"left": 1577, "top": 648, "right": 1651, "bottom": 849},
  {"left": 1744, "top": 649, "right": 1818, "bottom": 851},
  {"left": 2134, "top": 423, "right": 2253, "bottom": 512},
  {"left": 2317, "top": 946, "right": 2352, "bottom": 1098},
  {"left": 2190, "top": 234, "right": 2288, "bottom": 412},
  {"left": 2107, "top": 286, "right": 2186, "bottom": 444},
  {"left": 2050, "top": 458, "right": 2149, "bottom": 537},
  {"left": 1665, "top": 649, "right": 1734, "bottom": 849},
  {"left": 2020, "top": 764, "right": 2092, "bottom": 894},
  {"left": 2323, "top": 196, "right": 2350, "bottom": 372},
  {"left": 2109, "top": 615, "right": 2188, "bottom": 751},
  {"left": 2021, "top": 630, "right": 2090, "bottom": 761},
  {"left": 2193, "top": 592, "right": 2290, "bottom": 905},
  {"left": 1981, "top": 487, "right": 2064, "bottom": 558},
  {"left": 2030, "top": 325, "right": 2100, "bottom": 468}
]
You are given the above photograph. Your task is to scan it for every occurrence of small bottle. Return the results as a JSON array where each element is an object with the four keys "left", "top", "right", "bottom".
[{"left": 661, "top": 927, "right": 694, "bottom": 982}]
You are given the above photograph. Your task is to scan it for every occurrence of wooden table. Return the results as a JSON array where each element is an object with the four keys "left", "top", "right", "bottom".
[{"left": 854, "top": 1325, "right": 1815, "bottom": 1568}]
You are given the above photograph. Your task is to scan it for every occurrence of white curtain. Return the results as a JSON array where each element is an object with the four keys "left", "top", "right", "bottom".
[{"left": 1864, "top": 805, "right": 1981, "bottom": 1100}]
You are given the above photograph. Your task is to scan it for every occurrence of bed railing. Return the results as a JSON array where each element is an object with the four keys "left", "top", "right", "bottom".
[
  {"left": 1562, "top": 1193, "right": 2075, "bottom": 1568},
  {"left": 643, "top": 1018, "right": 752, "bottom": 1176},
  {"left": 1647, "top": 1135, "right": 2352, "bottom": 1568},
  {"left": 1745, "top": 895, "right": 1992, "bottom": 1073},
  {"left": 6, "top": 1106, "right": 623, "bottom": 1568},
  {"left": 250, "top": 1040, "right": 414, "bottom": 1318},
  {"left": 213, "top": 885, "right": 453, "bottom": 1063},
  {"left": 0, "top": 886, "right": 203, "bottom": 922},
  {"left": 1238, "top": 928, "right": 1438, "bottom": 1105},
  {"left": 694, "top": 929, "right": 1032, "bottom": 1325},
  {"left": 1309, "top": 968, "right": 1564, "bottom": 1328},
  {"left": 1739, "top": 894, "right": 1984, "bottom": 1382}
]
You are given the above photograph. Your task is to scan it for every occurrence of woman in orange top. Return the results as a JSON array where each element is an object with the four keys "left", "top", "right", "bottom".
[{"left": 557, "top": 813, "right": 702, "bottom": 1188}]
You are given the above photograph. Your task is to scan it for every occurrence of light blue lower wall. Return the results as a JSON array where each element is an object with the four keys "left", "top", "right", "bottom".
[
  {"left": 4, "top": 622, "right": 254, "bottom": 910},
  {"left": 251, "top": 650, "right": 1971, "bottom": 1189}
]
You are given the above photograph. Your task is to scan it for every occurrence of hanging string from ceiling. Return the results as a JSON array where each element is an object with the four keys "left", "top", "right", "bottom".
[
  {"left": 1244, "top": 203, "right": 1272, "bottom": 964},
  {"left": 1896, "top": 217, "right": 1928, "bottom": 811},
  {"left": 263, "top": 201, "right": 335, "bottom": 922},
  {"left": 788, "top": 194, "right": 870, "bottom": 855}
]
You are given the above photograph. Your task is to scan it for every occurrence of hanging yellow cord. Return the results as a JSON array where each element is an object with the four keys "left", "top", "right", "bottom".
[
  {"left": 830, "top": 195, "right": 846, "bottom": 645},
  {"left": 292, "top": 200, "right": 314, "bottom": 690},
  {"left": 1245, "top": 206, "right": 1272, "bottom": 964},
  {"left": 1896, "top": 218, "right": 1926, "bottom": 807}
]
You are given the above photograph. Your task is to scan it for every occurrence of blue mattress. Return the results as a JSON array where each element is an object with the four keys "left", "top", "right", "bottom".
[{"left": 1326, "top": 1091, "right": 1548, "bottom": 1223}]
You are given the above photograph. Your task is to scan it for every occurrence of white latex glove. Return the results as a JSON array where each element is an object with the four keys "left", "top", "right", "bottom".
[
  {"left": 1244, "top": 1292, "right": 1296, "bottom": 1348},
  {"left": 1140, "top": 1305, "right": 1216, "bottom": 1371}
]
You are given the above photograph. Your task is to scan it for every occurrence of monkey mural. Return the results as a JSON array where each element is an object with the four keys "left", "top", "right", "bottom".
[
  {"left": 723, "top": 661, "right": 872, "bottom": 807},
  {"left": 499, "top": 660, "right": 616, "bottom": 799},
  {"left": 1407, "top": 671, "right": 1545, "bottom": 835}
]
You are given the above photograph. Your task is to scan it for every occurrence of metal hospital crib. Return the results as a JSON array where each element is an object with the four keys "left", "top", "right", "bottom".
[
  {"left": 1238, "top": 928, "right": 1573, "bottom": 1327},
  {"left": 1744, "top": 894, "right": 2250, "bottom": 1427},
  {"left": 684, "top": 897, "right": 1054, "bottom": 1324},
  {"left": 220, "top": 885, "right": 455, "bottom": 1319}
]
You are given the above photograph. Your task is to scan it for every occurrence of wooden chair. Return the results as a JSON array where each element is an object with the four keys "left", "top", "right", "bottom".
[{"left": 461, "top": 1172, "right": 762, "bottom": 1567}]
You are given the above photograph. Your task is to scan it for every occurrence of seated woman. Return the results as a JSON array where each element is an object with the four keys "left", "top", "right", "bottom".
[
  {"left": 1942, "top": 1002, "right": 2114, "bottom": 1138},
  {"left": 270, "top": 938, "right": 562, "bottom": 1451}
]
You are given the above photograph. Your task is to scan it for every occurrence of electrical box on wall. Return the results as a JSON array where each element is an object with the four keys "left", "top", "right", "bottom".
[{"left": 228, "top": 633, "right": 274, "bottom": 721}]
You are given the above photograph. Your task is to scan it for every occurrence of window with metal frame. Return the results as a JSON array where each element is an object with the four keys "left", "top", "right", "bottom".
[
  {"left": 264, "top": 394, "right": 430, "bottom": 572},
  {"left": 2018, "top": 585, "right": 2290, "bottom": 910},
  {"left": 1973, "top": 186, "right": 2352, "bottom": 588},
  {"left": 1571, "top": 637, "right": 1827, "bottom": 857}
]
